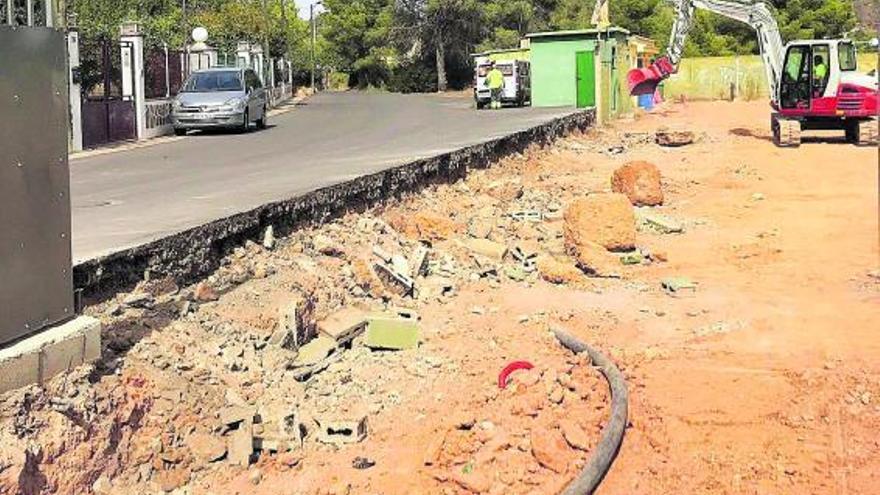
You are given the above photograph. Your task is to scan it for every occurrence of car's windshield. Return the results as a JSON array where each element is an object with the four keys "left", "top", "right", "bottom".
[{"left": 182, "top": 71, "right": 243, "bottom": 92}]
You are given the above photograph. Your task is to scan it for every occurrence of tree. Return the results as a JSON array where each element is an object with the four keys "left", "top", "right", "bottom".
[
  {"left": 395, "top": 0, "right": 482, "bottom": 91},
  {"left": 322, "top": 0, "right": 394, "bottom": 88}
]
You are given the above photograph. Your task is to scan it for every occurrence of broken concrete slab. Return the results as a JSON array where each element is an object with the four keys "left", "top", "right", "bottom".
[
  {"left": 463, "top": 238, "right": 508, "bottom": 262},
  {"left": 293, "top": 336, "right": 337, "bottom": 368},
  {"left": 662, "top": 277, "right": 697, "bottom": 293},
  {"left": 365, "top": 316, "right": 421, "bottom": 350},
  {"left": 227, "top": 423, "right": 255, "bottom": 466},
  {"left": 318, "top": 308, "right": 367, "bottom": 346},
  {"left": 638, "top": 210, "right": 684, "bottom": 234},
  {"left": 316, "top": 413, "right": 368, "bottom": 445},
  {"left": 374, "top": 262, "right": 415, "bottom": 297},
  {"left": 410, "top": 245, "right": 430, "bottom": 278}
]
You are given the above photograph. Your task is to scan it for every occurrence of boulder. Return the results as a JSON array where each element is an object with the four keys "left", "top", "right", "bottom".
[
  {"left": 536, "top": 255, "right": 582, "bottom": 285},
  {"left": 611, "top": 161, "right": 663, "bottom": 206},
  {"left": 563, "top": 193, "right": 636, "bottom": 252}
]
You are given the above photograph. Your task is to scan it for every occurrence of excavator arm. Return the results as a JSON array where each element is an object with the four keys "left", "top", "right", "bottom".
[{"left": 627, "top": 0, "right": 785, "bottom": 105}]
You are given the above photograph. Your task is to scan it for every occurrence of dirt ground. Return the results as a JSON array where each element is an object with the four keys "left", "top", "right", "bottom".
[{"left": 1, "top": 99, "right": 878, "bottom": 495}]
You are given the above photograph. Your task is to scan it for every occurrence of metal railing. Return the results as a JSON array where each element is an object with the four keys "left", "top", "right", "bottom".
[{"left": 3, "top": 0, "right": 54, "bottom": 27}]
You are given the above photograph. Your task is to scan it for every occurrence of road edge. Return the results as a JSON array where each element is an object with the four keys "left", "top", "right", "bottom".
[{"left": 74, "top": 108, "right": 596, "bottom": 302}]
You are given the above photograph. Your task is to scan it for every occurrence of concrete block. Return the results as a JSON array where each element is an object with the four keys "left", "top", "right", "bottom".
[
  {"left": 365, "top": 317, "right": 420, "bottom": 350},
  {"left": 0, "top": 351, "right": 40, "bottom": 393},
  {"left": 316, "top": 414, "right": 368, "bottom": 445},
  {"left": 318, "top": 308, "right": 367, "bottom": 345},
  {"left": 373, "top": 262, "right": 415, "bottom": 296},
  {"left": 0, "top": 316, "right": 101, "bottom": 394}
]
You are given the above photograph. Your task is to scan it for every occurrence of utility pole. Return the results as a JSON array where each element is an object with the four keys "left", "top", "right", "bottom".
[
  {"left": 182, "top": 0, "right": 188, "bottom": 74},
  {"left": 310, "top": 1, "right": 322, "bottom": 91}
]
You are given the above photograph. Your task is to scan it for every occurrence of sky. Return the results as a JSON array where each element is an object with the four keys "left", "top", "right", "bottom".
[{"left": 293, "top": 0, "right": 324, "bottom": 20}]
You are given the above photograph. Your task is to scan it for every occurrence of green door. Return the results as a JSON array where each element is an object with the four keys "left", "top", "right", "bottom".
[{"left": 576, "top": 50, "right": 596, "bottom": 108}]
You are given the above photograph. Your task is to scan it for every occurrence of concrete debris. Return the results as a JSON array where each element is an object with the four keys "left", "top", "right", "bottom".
[
  {"left": 463, "top": 238, "right": 508, "bottom": 262},
  {"left": 227, "top": 422, "right": 255, "bottom": 467},
  {"left": 372, "top": 245, "right": 393, "bottom": 263},
  {"left": 374, "top": 262, "right": 416, "bottom": 297},
  {"left": 352, "top": 456, "right": 376, "bottom": 470},
  {"left": 293, "top": 336, "right": 338, "bottom": 368},
  {"left": 536, "top": 255, "right": 582, "bottom": 284},
  {"left": 410, "top": 245, "right": 431, "bottom": 277},
  {"left": 508, "top": 210, "right": 543, "bottom": 223},
  {"left": 365, "top": 316, "right": 421, "bottom": 350},
  {"left": 271, "top": 294, "right": 316, "bottom": 349},
  {"left": 619, "top": 251, "right": 645, "bottom": 265},
  {"left": 193, "top": 282, "right": 219, "bottom": 302},
  {"left": 314, "top": 234, "right": 345, "bottom": 257},
  {"left": 637, "top": 210, "right": 684, "bottom": 234},
  {"left": 263, "top": 225, "right": 276, "bottom": 250},
  {"left": 318, "top": 308, "right": 368, "bottom": 346},
  {"left": 122, "top": 292, "right": 153, "bottom": 308},
  {"left": 189, "top": 433, "right": 228, "bottom": 464},
  {"left": 316, "top": 413, "right": 368, "bottom": 445},
  {"left": 662, "top": 277, "right": 697, "bottom": 294},
  {"left": 656, "top": 129, "right": 695, "bottom": 146}
]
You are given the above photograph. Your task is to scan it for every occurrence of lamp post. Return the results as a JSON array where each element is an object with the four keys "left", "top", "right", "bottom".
[{"left": 310, "top": 0, "right": 324, "bottom": 91}]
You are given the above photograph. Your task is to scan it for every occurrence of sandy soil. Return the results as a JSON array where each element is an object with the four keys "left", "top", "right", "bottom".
[{"left": 1, "top": 99, "right": 877, "bottom": 495}]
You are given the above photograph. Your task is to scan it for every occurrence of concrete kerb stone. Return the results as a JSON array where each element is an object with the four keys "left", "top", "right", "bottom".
[
  {"left": 0, "top": 316, "right": 101, "bottom": 394},
  {"left": 364, "top": 315, "right": 421, "bottom": 351},
  {"left": 73, "top": 109, "right": 596, "bottom": 303}
]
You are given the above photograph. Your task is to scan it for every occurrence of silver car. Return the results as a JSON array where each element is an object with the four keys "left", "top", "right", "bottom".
[{"left": 171, "top": 67, "right": 268, "bottom": 135}]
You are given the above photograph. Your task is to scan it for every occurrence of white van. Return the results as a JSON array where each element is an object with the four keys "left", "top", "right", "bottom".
[{"left": 473, "top": 60, "right": 531, "bottom": 109}]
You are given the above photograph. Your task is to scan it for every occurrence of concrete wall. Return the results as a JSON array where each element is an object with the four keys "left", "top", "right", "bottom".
[{"left": 530, "top": 37, "right": 597, "bottom": 107}]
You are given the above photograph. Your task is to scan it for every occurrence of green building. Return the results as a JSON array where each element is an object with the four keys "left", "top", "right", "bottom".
[{"left": 526, "top": 28, "right": 635, "bottom": 123}]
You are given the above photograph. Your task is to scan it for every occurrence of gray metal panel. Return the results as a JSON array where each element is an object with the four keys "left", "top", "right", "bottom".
[{"left": 0, "top": 27, "right": 73, "bottom": 347}]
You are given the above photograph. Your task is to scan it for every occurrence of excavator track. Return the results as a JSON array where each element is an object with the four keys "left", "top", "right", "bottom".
[
  {"left": 856, "top": 119, "right": 878, "bottom": 146},
  {"left": 772, "top": 114, "right": 801, "bottom": 148}
]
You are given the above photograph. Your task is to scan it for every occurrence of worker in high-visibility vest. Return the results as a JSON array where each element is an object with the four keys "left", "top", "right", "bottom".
[
  {"left": 813, "top": 54, "right": 828, "bottom": 96},
  {"left": 485, "top": 62, "right": 505, "bottom": 110}
]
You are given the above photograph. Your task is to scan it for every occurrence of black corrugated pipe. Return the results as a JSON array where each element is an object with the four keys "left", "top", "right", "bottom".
[{"left": 553, "top": 327, "right": 629, "bottom": 495}]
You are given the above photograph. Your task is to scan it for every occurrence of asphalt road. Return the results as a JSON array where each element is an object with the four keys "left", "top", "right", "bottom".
[{"left": 71, "top": 91, "right": 576, "bottom": 263}]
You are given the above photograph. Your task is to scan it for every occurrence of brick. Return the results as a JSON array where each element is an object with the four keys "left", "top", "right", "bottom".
[
  {"left": 316, "top": 414, "right": 368, "bottom": 445},
  {"left": 365, "top": 317, "right": 420, "bottom": 350},
  {"left": 318, "top": 308, "right": 367, "bottom": 345}
]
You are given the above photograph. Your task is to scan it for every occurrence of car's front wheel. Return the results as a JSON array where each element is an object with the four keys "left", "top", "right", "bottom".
[
  {"left": 256, "top": 106, "right": 268, "bottom": 129},
  {"left": 173, "top": 127, "right": 186, "bottom": 136},
  {"left": 239, "top": 109, "right": 250, "bottom": 133}
]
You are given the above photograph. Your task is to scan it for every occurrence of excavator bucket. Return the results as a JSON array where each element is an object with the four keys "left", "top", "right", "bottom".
[{"left": 627, "top": 56, "right": 677, "bottom": 96}]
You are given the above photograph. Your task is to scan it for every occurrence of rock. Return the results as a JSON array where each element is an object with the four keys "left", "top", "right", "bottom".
[
  {"left": 468, "top": 218, "right": 494, "bottom": 239},
  {"left": 536, "top": 255, "right": 581, "bottom": 284},
  {"left": 611, "top": 161, "right": 663, "bottom": 206},
  {"left": 193, "top": 282, "right": 219, "bottom": 302},
  {"left": 484, "top": 179, "right": 524, "bottom": 202},
  {"left": 249, "top": 469, "right": 263, "bottom": 485},
  {"left": 263, "top": 225, "right": 276, "bottom": 250},
  {"left": 451, "top": 469, "right": 492, "bottom": 493},
  {"left": 123, "top": 292, "right": 153, "bottom": 308},
  {"left": 388, "top": 211, "right": 457, "bottom": 241},
  {"left": 566, "top": 240, "right": 619, "bottom": 277},
  {"left": 156, "top": 467, "right": 190, "bottom": 492},
  {"left": 464, "top": 238, "right": 508, "bottom": 262},
  {"left": 564, "top": 194, "right": 636, "bottom": 252},
  {"left": 313, "top": 235, "right": 345, "bottom": 257},
  {"left": 352, "top": 456, "right": 376, "bottom": 470},
  {"left": 92, "top": 475, "right": 112, "bottom": 495},
  {"left": 559, "top": 419, "right": 591, "bottom": 451},
  {"left": 530, "top": 429, "right": 570, "bottom": 474},
  {"left": 189, "top": 433, "right": 227, "bottom": 464},
  {"left": 656, "top": 129, "right": 694, "bottom": 146}
]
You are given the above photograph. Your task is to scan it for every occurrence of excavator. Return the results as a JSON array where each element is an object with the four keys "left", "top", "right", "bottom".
[{"left": 626, "top": 0, "right": 879, "bottom": 147}]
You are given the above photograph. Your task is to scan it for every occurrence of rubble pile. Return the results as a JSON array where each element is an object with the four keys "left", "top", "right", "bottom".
[{"left": 0, "top": 124, "right": 688, "bottom": 494}]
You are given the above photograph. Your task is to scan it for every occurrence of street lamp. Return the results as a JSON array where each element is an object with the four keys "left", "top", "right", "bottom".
[{"left": 310, "top": 1, "right": 326, "bottom": 91}]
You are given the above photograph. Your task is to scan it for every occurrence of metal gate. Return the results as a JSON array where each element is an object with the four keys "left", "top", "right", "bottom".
[
  {"left": 79, "top": 37, "right": 137, "bottom": 148},
  {"left": 0, "top": 26, "right": 74, "bottom": 346}
]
